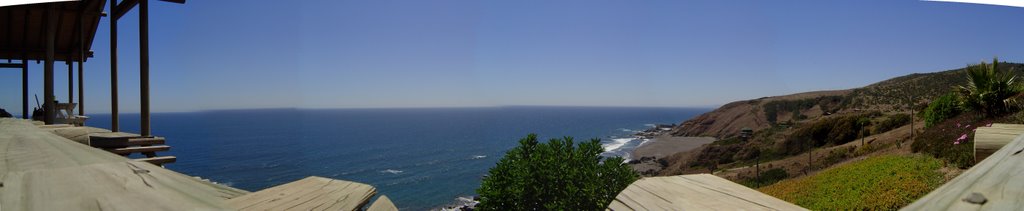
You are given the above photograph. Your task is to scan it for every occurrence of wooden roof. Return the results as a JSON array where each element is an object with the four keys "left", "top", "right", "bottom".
[
  {"left": 0, "top": 118, "right": 247, "bottom": 210},
  {"left": 0, "top": 0, "right": 105, "bottom": 62},
  {"left": 0, "top": 118, "right": 396, "bottom": 210},
  {"left": 607, "top": 174, "right": 807, "bottom": 211}
]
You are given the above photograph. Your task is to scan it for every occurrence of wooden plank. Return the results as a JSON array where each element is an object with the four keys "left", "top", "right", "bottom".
[
  {"left": 226, "top": 176, "right": 377, "bottom": 211},
  {"left": 134, "top": 155, "right": 176, "bottom": 165},
  {"left": 973, "top": 126, "right": 1024, "bottom": 162},
  {"left": 607, "top": 174, "right": 807, "bottom": 211},
  {"left": 903, "top": 128, "right": 1024, "bottom": 210},
  {"left": 88, "top": 132, "right": 137, "bottom": 148},
  {"left": 988, "top": 123, "right": 1024, "bottom": 129},
  {"left": 44, "top": 126, "right": 111, "bottom": 145},
  {"left": 366, "top": 195, "right": 398, "bottom": 211},
  {"left": 128, "top": 136, "right": 165, "bottom": 146},
  {"left": 37, "top": 124, "right": 72, "bottom": 129},
  {"left": 107, "top": 145, "right": 170, "bottom": 155}
]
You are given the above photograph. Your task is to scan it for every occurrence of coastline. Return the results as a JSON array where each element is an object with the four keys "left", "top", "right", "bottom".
[
  {"left": 628, "top": 129, "right": 716, "bottom": 175},
  {"left": 632, "top": 135, "right": 716, "bottom": 160}
]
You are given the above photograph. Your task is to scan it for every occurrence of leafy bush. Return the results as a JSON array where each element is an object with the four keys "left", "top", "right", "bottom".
[
  {"left": 912, "top": 112, "right": 989, "bottom": 168},
  {"left": 763, "top": 96, "right": 844, "bottom": 123},
  {"left": 874, "top": 113, "right": 911, "bottom": 134},
  {"left": 759, "top": 155, "right": 944, "bottom": 210},
  {"left": 956, "top": 58, "right": 1022, "bottom": 117},
  {"left": 741, "top": 168, "right": 789, "bottom": 188},
  {"left": 923, "top": 93, "right": 961, "bottom": 127},
  {"left": 476, "top": 134, "right": 638, "bottom": 210},
  {"left": 780, "top": 113, "right": 878, "bottom": 155}
]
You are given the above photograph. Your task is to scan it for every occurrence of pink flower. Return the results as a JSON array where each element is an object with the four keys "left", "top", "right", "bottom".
[
  {"left": 957, "top": 134, "right": 968, "bottom": 141},
  {"left": 954, "top": 141, "right": 961, "bottom": 145},
  {"left": 987, "top": 123, "right": 993, "bottom": 127},
  {"left": 965, "top": 124, "right": 971, "bottom": 128},
  {"left": 957, "top": 123, "right": 962, "bottom": 128}
]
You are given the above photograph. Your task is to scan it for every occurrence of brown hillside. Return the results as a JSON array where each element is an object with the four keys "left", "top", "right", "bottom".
[
  {"left": 669, "top": 90, "right": 851, "bottom": 139},
  {"left": 669, "top": 63, "right": 1024, "bottom": 139}
]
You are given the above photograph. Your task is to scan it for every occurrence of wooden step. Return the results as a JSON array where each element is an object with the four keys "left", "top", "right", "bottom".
[
  {"left": 106, "top": 145, "right": 170, "bottom": 155},
  {"left": 135, "top": 156, "right": 176, "bottom": 165},
  {"left": 128, "top": 137, "right": 165, "bottom": 146},
  {"left": 89, "top": 132, "right": 138, "bottom": 148}
]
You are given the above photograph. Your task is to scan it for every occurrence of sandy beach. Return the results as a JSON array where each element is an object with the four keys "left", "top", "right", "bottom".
[
  {"left": 632, "top": 135, "right": 716, "bottom": 159},
  {"left": 630, "top": 135, "right": 716, "bottom": 175}
]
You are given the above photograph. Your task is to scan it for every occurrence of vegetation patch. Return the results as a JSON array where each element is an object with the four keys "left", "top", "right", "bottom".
[
  {"left": 779, "top": 112, "right": 880, "bottom": 155},
  {"left": 740, "top": 168, "right": 789, "bottom": 188},
  {"left": 923, "top": 93, "right": 962, "bottom": 128},
  {"left": 763, "top": 96, "right": 845, "bottom": 123},
  {"left": 912, "top": 112, "right": 995, "bottom": 168},
  {"left": 758, "top": 155, "right": 944, "bottom": 210},
  {"left": 874, "top": 113, "right": 911, "bottom": 134},
  {"left": 476, "top": 134, "right": 638, "bottom": 210}
]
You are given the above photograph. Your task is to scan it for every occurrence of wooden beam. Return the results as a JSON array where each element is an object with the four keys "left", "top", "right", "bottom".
[
  {"left": 139, "top": 0, "right": 150, "bottom": 137},
  {"left": 78, "top": 12, "right": 84, "bottom": 116},
  {"left": 44, "top": 5, "right": 57, "bottom": 124},
  {"left": 0, "top": 63, "right": 21, "bottom": 68},
  {"left": 109, "top": 0, "right": 119, "bottom": 132},
  {"left": 112, "top": 0, "right": 138, "bottom": 21},
  {"left": 22, "top": 57, "right": 28, "bottom": 119},
  {"left": 7, "top": 7, "right": 12, "bottom": 51},
  {"left": 67, "top": 61, "right": 73, "bottom": 105},
  {"left": 973, "top": 125, "right": 1024, "bottom": 162}
]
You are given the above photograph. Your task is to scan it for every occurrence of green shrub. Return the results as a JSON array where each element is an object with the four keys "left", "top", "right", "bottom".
[
  {"left": 956, "top": 58, "right": 1022, "bottom": 117},
  {"left": 780, "top": 113, "right": 877, "bottom": 155},
  {"left": 912, "top": 112, "right": 987, "bottom": 169},
  {"left": 763, "top": 96, "right": 845, "bottom": 123},
  {"left": 742, "top": 168, "right": 789, "bottom": 188},
  {"left": 476, "top": 134, "right": 638, "bottom": 210},
  {"left": 874, "top": 113, "right": 912, "bottom": 134},
  {"left": 923, "top": 93, "right": 961, "bottom": 127}
]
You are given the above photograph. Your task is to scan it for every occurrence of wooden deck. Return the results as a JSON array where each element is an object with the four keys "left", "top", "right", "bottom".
[
  {"left": 226, "top": 176, "right": 377, "bottom": 210},
  {"left": 607, "top": 174, "right": 807, "bottom": 211},
  {"left": 902, "top": 124, "right": 1024, "bottom": 210},
  {"left": 0, "top": 118, "right": 395, "bottom": 210}
]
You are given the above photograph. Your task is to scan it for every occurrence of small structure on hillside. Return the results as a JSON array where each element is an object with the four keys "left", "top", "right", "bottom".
[{"left": 739, "top": 127, "right": 753, "bottom": 141}]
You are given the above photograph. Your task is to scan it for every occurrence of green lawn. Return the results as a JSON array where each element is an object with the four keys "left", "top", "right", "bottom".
[{"left": 758, "top": 154, "right": 945, "bottom": 210}]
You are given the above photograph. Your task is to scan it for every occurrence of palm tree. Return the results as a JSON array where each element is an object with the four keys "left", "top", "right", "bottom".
[{"left": 956, "top": 58, "right": 1021, "bottom": 117}]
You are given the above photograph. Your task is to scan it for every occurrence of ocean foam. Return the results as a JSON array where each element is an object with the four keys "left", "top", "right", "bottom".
[
  {"left": 602, "top": 138, "right": 635, "bottom": 153},
  {"left": 381, "top": 169, "right": 403, "bottom": 174}
]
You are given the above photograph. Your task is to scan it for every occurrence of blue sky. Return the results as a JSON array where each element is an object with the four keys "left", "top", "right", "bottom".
[{"left": 2, "top": 0, "right": 1024, "bottom": 114}]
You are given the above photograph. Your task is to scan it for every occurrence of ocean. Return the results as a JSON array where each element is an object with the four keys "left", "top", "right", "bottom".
[{"left": 85, "top": 106, "right": 707, "bottom": 210}]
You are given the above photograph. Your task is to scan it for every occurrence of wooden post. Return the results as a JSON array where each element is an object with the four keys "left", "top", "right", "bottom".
[
  {"left": 22, "top": 56, "right": 28, "bottom": 119},
  {"left": 139, "top": 0, "right": 151, "bottom": 137},
  {"left": 807, "top": 143, "right": 812, "bottom": 174},
  {"left": 78, "top": 16, "right": 85, "bottom": 116},
  {"left": 755, "top": 150, "right": 760, "bottom": 188},
  {"left": 110, "top": 0, "right": 119, "bottom": 132},
  {"left": 910, "top": 99, "right": 914, "bottom": 148},
  {"left": 68, "top": 61, "right": 73, "bottom": 104},
  {"left": 43, "top": 5, "right": 57, "bottom": 125}
]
